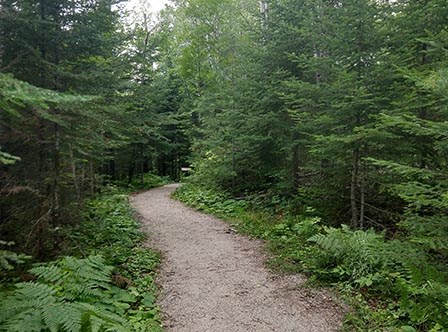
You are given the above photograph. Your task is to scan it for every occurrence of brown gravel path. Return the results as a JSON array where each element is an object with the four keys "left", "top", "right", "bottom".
[{"left": 130, "top": 184, "right": 344, "bottom": 332}]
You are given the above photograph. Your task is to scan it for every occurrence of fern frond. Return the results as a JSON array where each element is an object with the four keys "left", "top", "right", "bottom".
[
  {"left": 308, "top": 225, "right": 389, "bottom": 285},
  {"left": 5, "top": 309, "right": 44, "bottom": 332},
  {"left": 59, "top": 304, "right": 83, "bottom": 332},
  {"left": 1, "top": 255, "right": 137, "bottom": 332},
  {"left": 15, "top": 283, "right": 56, "bottom": 302},
  {"left": 309, "top": 226, "right": 346, "bottom": 256},
  {"left": 29, "top": 265, "right": 63, "bottom": 284},
  {"left": 89, "top": 315, "right": 104, "bottom": 332},
  {"left": 74, "top": 302, "right": 130, "bottom": 332},
  {"left": 41, "top": 303, "right": 64, "bottom": 332}
]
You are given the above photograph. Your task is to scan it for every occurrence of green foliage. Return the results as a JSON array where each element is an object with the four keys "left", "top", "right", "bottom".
[
  {"left": 168, "top": 0, "right": 448, "bottom": 329},
  {"left": 0, "top": 0, "right": 188, "bottom": 258},
  {"left": 0, "top": 189, "right": 163, "bottom": 332},
  {"left": 308, "top": 226, "right": 389, "bottom": 287},
  {"left": 0, "top": 241, "right": 31, "bottom": 282},
  {"left": 72, "top": 188, "right": 145, "bottom": 259},
  {"left": 0, "top": 73, "right": 94, "bottom": 116},
  {"left": 68, "top": 189, "right": 163, "bottom": 332},
  {"left": 175, "top": 183, "right": 448, "bottom": 331},
  {"left": 297, "top": 225, "right": 448, "bottom": 330},
  {"left": 2, "top": 0, "right": 448, "bottom": 329},
  {"left": 121, "top": 173, "right": 170, "bottom": 191},
  {"left": 0, "top": 255, "right": 130, "bottom": 332},
  {"left": 0, "top": 148, "right": 20, "bottom": 165},
  {"left": 173, "top": 184, "right": 247, "bottom": 218}
]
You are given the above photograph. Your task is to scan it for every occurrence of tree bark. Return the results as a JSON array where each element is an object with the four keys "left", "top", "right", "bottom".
[
  {"left": 90, "top": 161, "right": 95, "bottom": 195},
  {"left": 51, "top": 123, "right": 60, "bottom": 223},
  {"left": 231, "top": 137, "right": 236, "bottom": 193},
  {"left": 360, "top": 164, "right": 365, "bottom": 229},
  {"left": 69, "top": 145, "right": 81, "bottom": 201},
  {"left": 350, "top": 147, "right": 360, "bottom": 228},
  {"left": 292, "top": 143, "right": 300, "bottom": 191},
  {"left": 128, "top": 161, "right": 135, "bottom": 186}
]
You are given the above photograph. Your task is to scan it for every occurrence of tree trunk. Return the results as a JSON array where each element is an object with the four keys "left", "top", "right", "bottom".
[
  {"left": 231, "top": 137, "right": 236, "bottom": 193},
  {"left": 109, "top": 159, "right": 116, "bottom": 181},
  {"left": 350, "top": 147, "right": 360, "bottom": 228},
  {"left": 80, "top": 162, "right": 86, "bottom": 194},
  {"left": 360, "top": 164, "right": 365, "bottom": 229},
  {"left": 39, "top": 0, "right": 47, "bottom": 86},
  {"left": 128, "top": 160, "right": 135, "bottom": 186},
  {"left": 90, "top": 161, "right": 95, "bottom": 195},
  {"left": 51, "top": 123, "right": 60, "bottom": 224},
  {"left": 69, "top": 145, "right": 81, "bottom": 201},
  {"left": 143, "top": 158, "right": 150, "bottom": 173},
  {"left": 292, "top": 143, "right": 300, "bottom": 191}
]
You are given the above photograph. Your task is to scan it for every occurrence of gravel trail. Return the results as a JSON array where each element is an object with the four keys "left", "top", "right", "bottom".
[{"left": 130, "top": 184, "right": 344, "bottom": 332}]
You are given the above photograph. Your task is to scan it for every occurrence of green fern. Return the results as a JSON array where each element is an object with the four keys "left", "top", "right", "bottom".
[
  {"left": 0, "top": 241, "right": 31, "bottom": 277},
  {"left": 0, "top": 255, "right": 131, "bottom": 332},
  {"left": 308, "top": 225, "right": 448, "bottom": 328},
  {"left": 309, "top": 225, "right": 392, "bottom": 286}
]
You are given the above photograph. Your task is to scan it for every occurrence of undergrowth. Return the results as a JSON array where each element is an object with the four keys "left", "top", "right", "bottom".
[
  {"left": 0, "top": 181, "right": 165, "bottom": 332},
  {"left": 173, "top": 183, "right": 448, "bottom": 332},
  {"left": 116, "top": 173, "right": 170, "bottom": 192}
]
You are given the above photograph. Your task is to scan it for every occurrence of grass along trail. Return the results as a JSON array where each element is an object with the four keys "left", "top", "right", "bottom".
[{"left": 130, "top": 184, "right": 343, "bottom": 332}]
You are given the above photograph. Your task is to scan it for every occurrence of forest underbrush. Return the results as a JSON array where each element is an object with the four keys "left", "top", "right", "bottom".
[
  {"left": 174, "top": 183, "right": 448, "bottom": 332},
  {"left": 0, "top": 177, "right": 168, "bottom": 332}
]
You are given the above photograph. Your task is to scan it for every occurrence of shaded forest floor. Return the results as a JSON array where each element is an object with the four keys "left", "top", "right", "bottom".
[{"left": 131, "top": 184, "right": 344, "bottom": 332}]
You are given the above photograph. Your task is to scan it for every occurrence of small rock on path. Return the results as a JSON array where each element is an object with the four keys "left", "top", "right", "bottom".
[{"left": 130, "top": 184, "right": 343, "bottom": 332}]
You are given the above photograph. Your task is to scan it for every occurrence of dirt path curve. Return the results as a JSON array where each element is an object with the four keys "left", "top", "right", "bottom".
[{"left": 130, "top": 184, "right": 344, "bottom": 332}]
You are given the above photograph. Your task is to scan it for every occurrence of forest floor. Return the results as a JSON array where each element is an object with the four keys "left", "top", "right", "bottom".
[{"left": 130, "top": 184, "right": 344, "bottom": 332}]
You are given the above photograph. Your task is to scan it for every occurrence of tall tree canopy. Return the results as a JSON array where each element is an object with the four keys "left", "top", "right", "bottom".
[{"left": 0, "top": 0, "right": 189, "bottom": 257}]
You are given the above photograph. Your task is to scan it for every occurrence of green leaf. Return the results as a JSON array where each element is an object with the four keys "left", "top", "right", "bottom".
[{"left": 401, "top": 326, "right": 417, "bottom": 332}]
